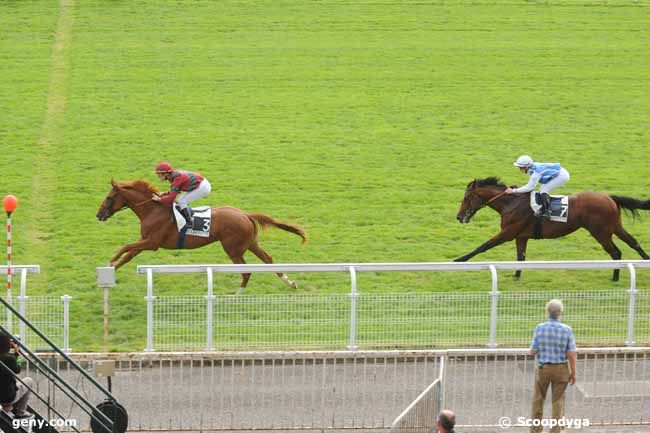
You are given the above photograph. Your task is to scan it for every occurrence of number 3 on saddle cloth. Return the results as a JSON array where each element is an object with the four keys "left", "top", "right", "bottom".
[
  {"left": 530, "top": 193, "right": 569, "bottom": 222},
  {"left": 172, "top": 206, "right": 212, "bottom": 248}
]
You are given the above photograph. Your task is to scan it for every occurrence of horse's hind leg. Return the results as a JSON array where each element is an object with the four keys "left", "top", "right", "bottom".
[
  {"left": 227, "top": 254, "right": 250, "bottom": 295},
  {"left": 589, "top": 230, "right": 623, "bottom": 281},
  {"left": 249, "top": 242, "right": 298, "bottom": 289},
  {"left": 614, "top": 225, "right": 650, "bottom": 259}
]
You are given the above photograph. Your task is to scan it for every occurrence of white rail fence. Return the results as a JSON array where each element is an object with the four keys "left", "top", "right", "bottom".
[
  {"left": 30, "top": 348, "right": 649, "bottom": 431},
  {"left": 391, "top": 356, "right": 445, "bottom": 433},
  {"left": 137, "top": 261, "right": 650, "bottom": 351},
  {"left": 0, "top": 265, "right": 71, "bottom": 352}
]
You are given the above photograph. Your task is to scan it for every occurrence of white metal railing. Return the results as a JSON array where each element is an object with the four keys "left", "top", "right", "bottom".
[
  {"left": 137, "top": 260, "right": 650, "bottom": 273},
  {"left": 0, "top": 265, "right": 71, "bottom": 352},
  {"left": 391, "top": 356, "right": 445, "bottom": 433},
  {"left": 40, "top": 348, "right": 649, "bottom": 431},
  {"left": 137, "top": 261, "right": 649, "bottom": 352},
  {"left": 0, "top": 265, "right": 39, "bottom": 333},
  {"left": 0, "top": 265, "right": 40, "bottom": 274}
]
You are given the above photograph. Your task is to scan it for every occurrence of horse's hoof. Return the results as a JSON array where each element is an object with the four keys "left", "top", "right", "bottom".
[
  {"left": 290, "top": 281, "right": 298, "bottom": 289},
  {"left": 236, "top": 287, "right": 244, "bottom": 296}
]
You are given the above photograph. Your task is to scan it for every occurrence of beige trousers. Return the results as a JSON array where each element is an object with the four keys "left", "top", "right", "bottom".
[{"left": 531, "top": 363, "right": 570, "bottom": 433}]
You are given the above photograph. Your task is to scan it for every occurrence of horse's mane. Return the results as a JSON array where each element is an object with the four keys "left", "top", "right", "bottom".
[
  {"left": 470, "top": 177, "right": 507, "bottom": 188},
  {"left": 118, "top": 179, "right": 160, "bottom": 194}
]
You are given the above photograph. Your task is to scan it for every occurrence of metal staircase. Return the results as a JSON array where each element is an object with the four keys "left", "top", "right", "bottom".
[{"left": 0, "top": 297, "right": 126, "bottom": 433}]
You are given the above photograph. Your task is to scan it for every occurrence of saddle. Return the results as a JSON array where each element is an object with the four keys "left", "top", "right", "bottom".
[
  {"left": 530, "top": 193, "right": 569, "bottom": 223},
  {"left": 172, "top": 205, "right": 211, "bottom": 237}
]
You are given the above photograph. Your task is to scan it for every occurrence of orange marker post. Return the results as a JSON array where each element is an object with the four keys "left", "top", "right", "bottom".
[{"left": 3, "top": 195, "right": 18, "bottom": 331}]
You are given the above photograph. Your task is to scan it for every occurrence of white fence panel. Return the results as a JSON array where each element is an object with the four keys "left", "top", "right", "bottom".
[
  {"left": 138, "top": 261, "right": 650, "bottom": 351},
  {"left": 0, "top": 265, "right": 70, "bottom": 351},
  {"left": 36, "top": 348, "right": 649, "bottom": 432},
  {"left": 391, "top": 357, "right": 445, "bottom": 433}
]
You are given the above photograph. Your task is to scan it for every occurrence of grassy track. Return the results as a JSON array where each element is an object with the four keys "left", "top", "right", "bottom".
[{"left": 1, "top": 1, "right": 649, "bottom": 350}]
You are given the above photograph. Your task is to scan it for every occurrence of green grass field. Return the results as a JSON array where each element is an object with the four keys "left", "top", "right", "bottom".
[{"left": 1, "top": 1, "right": 649, "bottom": 351}]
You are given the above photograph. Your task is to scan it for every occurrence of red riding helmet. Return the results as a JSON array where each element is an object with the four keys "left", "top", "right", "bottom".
[{"left": 155, "top": 161, "right": 173, "bottom": 173}]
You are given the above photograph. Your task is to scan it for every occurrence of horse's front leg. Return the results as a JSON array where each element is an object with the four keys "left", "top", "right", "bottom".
[
  {"left": 110, "top": 243, "right": 136, "bottom": 264},
  {"left": 110, "top": 239, "right": 157, "bottom": 268},
  {"left": 454, "top": 230, "right": 517, "bottom": 262},
  {"left": 113, "top": 249, "right": 144, "bottom": 269}
]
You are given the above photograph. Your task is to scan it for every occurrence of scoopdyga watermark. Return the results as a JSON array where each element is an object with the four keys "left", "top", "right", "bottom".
[{"left": 498, "top": 416, "right": 590, "bottom": 429}]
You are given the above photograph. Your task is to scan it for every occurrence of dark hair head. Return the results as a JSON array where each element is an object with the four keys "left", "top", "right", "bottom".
[{"left": 0, "top": 333, "right": 11, "bottom": 354}]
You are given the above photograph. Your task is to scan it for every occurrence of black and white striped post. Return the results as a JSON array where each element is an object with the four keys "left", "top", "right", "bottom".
[{"left": 3, "top": 194, "right": 18, "bottom": 332}]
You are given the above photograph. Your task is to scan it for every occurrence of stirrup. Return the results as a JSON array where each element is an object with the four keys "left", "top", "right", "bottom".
[{"left": 535, "top": 209, "right": 549, "bottom": 219}]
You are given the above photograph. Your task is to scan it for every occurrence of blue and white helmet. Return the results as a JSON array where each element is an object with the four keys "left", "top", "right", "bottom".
[{"left": 513, "top": 155, "right": 533, "bottom": 167}]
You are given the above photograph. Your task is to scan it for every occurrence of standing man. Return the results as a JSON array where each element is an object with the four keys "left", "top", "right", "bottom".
[
  {"left": 152, "top": 161, "right": 212, "bottom": 229},
  {"left": 529, "top": 299, "right": 577, "bottom": 433},
  {"left": 437, "top": 409, "right": 458, "bottom": 433}
]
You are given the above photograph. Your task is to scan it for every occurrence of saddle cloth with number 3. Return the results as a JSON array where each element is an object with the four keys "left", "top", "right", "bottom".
[{"left": 172, "top": 206, "right": 211, "bottom": 237}]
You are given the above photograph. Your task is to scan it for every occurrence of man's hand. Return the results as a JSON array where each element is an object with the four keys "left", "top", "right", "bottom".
[
  {"left": 152, "top": 194, "right": 161, "bottom": 202},
  {"left": 505, "top": 187, "right": 516, "bottom": 194},
  {"left": 569, "top": 373, "right": 576, "bottom": 385}
]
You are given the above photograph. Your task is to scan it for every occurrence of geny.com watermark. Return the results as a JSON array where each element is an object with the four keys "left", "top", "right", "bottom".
[
  {"left": 12, "top": 417, "right": 77, "bottom": 430},
  {"left": 498, "top": 416, "right": 590, "bottom": 429}
]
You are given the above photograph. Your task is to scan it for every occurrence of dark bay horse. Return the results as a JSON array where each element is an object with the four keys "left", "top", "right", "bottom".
[
  {"left": 455, "top": 177, "right": 650, "bottom": 281},
  {"left": 96, "top": 179, "right": 307, "bottom": 293}
]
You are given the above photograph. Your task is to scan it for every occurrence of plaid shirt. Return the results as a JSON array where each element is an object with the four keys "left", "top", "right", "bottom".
[{"left": 530, "top": 318, "right": 576, "bottom": 364}]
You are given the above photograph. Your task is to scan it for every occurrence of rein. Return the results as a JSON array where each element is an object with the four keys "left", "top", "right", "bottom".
[
  {"left": 133, "top": 198, "right": 154, "bottom": 207},
  {"left": 134, "top": 193, "right": 160, "bottom": 207},
  {"left": 478, "top": 190, "right": 508, "bottom": 210}
]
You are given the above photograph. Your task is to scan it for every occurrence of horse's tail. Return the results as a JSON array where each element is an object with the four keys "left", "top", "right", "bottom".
[
  {"left": 248, "top": 213, "right": 307, "bottom": 244},
  {"left": 610, "top": 195, "right": 650, "bottom": 219}
]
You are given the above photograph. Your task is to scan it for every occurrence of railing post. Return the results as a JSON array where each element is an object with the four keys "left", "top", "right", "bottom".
[
  {"left": 206, "top": 268, "right": 215, "bottom": 351},
  {"left": 145, "top": 268, "right": 156, "bottom": 352},
  {"left": 626, "top": 263, "right": 636, "bottom": 347},
  {"left": 61, "top": 295, "right": 71, "bottom": 352},
  {"left": 439, "top": 354, "right": 446, "bottom": 411},
  {"left": 488, "top": 265, "right": 499, "bottom": 348},
  {"left": 18, "top": 269, "right": 27, "bottom": 343},
  {"left": 347, "top": 266, "right": 358, "bottom": 351}
]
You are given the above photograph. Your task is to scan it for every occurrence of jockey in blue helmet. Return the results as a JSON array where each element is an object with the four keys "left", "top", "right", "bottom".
[{"left": 505, "top": 155, "right": 570, "bottom": 219}]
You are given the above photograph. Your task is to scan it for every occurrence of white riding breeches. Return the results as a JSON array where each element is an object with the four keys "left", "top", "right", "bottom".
[
  {"left": 178, "top": 179, "right": 212, "bottom": 209},
  {"left": 539, "top": 168, "right": 570, "bottom": 194}
]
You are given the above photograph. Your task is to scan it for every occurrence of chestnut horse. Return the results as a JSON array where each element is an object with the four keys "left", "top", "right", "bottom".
[
  {"left": 455, "top": 177, "right": 650, "bottom": 281},
  {"left": 97, "top": 179, "right": 306, "bottom": 293}
]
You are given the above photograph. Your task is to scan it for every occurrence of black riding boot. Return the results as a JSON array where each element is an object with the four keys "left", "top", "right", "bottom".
[
  {"left": 180, "top": 207, "right": 194, "bottom": 229},
  {"left": 540, "top": 193, "right": 551, "bottom": 219}
]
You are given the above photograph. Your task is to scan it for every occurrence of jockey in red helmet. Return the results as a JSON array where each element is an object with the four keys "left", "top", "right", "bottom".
[{"left": 153, "top": 161, "right": 212, "bottom": 229}]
